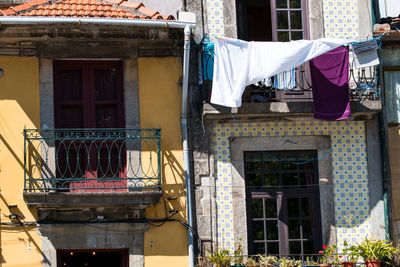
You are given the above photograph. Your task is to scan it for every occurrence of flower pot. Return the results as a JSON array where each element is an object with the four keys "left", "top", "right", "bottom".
[
  {"left": 341, "top": 262, "right": 356, "bottom": 267},
  {"left": 319, "top": 264, "right": 332, "bottom": 267},
  {"left": 365, "top": 259, "right": 381, "bottom": 267}
]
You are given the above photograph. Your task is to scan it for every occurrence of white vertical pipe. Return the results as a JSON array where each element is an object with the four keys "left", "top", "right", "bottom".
[{"left": 181, "top": 24, "right": 194, "bottom": 267}]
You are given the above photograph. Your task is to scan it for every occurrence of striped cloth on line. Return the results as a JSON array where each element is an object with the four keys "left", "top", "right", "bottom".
[{"left": 274, "top": 68, "right": 296, "bottom": 89}]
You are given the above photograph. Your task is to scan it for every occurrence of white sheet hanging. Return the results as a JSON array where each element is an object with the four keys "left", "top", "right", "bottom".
[{"left": 210, "top": 37, "right": 352, "bottom": 107}]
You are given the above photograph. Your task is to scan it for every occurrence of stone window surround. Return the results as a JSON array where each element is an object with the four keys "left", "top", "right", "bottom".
[
  {"left": 229, "top": 135, "right": 336, "bottom": 255},
  {"left": 39, "top": 223, "right": 146, "bottom": 267},
  {"left": 37, "top": 58, "right": 145, "bottom": 267}
]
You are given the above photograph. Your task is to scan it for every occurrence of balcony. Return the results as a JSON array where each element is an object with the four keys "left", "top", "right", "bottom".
[
  {"left": 202, "top": 63, "right": 382, "bottom": 118},
  {"left": 23, "top": 128, "right": 163, "bottom": 212}
]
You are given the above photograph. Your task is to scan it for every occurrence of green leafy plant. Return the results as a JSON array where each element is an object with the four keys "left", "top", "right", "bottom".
[
  {"left": 233, "top": 241, "right": 244, "bottom": 266},
  {"left": 206, "top": 249, "right": 233, "bottom": 266},
  {"left": 278, "top": 258, "right": 301, "bottom": 267},
  {"left": 318, "top": 244, "right": 340, "bottom": 264},
  {"left": 342, "top": 240, "right": 359, "bottom": 263},
  {"left": 257, "top": 255, "right": 278, "bottom": 266},
  {"left": 305, "top": 256, "right": 319, "bottom": 266},
  {"left": 245, "top": 257, "right": 259, "bottom": 266},
  {"left": 352, "top": 238, "right": 398, "bottom": 262}
]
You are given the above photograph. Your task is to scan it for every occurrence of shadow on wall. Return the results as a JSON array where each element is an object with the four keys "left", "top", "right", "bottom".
[
  {"left": 143, "top": 149, "right": 189, "bottom": 257},
  {"left": 0, "top": 193, "right": 49, "bottom": 265}
]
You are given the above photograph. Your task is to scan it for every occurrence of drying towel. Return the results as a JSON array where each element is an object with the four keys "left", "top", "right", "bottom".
[
  {"left": 274, "top": 68, "right": 296, "bottom": 89},
  {"left": 210, "top": 37, "right": 352, "bottom": 107},
  {"left": 310, "top": 46, "right": 350, "bottom": 121},
  {"left": 352, "top": 39, "right": 380, "bottom": 68}
]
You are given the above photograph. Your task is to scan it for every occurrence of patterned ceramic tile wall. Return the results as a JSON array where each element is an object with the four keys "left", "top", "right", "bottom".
[
  {"left": 322, "top": 0, "right": 359, "bottom": 39},
  {"left": 206, "top": 0, "right": 224, "bottom": 37},
  {"left": 212, "top": 120, "right": 370, "bottom": 251}
]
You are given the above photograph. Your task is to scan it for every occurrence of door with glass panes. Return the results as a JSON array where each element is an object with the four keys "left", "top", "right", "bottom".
[
  {"left": 245, "top": 150, "right": 322, "bottom": 258},
  {"left": 53, "top": 60, "right": 125, "bottom": 191}
]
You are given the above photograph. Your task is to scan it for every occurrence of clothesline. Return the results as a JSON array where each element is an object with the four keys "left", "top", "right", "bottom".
[
  {"left": 210, "top": 37, "right": 353, "bottom": 108},
  {"left": 208, "top": 37, "right": 381, "bottom": 120}
]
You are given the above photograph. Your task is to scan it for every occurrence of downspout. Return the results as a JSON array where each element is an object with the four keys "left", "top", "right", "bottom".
[
  {"left": 181, "top": 25, "right": 194, "bottom": 267},
  {"left": 0, "top": 16, "right": 194, "bottom": 28}
]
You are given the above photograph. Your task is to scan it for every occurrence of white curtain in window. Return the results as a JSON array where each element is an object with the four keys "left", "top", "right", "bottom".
[{"left": 385, "top": 71, "right": 400, "bottom": 123}]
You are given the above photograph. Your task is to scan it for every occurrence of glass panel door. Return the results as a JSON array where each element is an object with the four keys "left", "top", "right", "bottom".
[{"left": 245, "top": 150, "right": 321, "bottom": 258}]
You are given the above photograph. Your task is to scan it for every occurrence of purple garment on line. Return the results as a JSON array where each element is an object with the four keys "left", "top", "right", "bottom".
[{"left": 310, "top": 46, "right": 350, "bottom": 121}]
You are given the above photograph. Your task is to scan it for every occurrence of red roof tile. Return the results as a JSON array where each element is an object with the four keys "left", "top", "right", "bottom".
[{"left": 0, "top": 0, "right": 175, "bottom": 20}]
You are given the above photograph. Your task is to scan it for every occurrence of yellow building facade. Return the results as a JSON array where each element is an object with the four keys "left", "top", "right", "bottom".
[{"left": 0, "top": 27, "right": 190, "bottom": 267}]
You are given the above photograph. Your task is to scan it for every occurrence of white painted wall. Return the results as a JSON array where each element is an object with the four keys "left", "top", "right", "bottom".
[
  {"left": 383, "top": 0, "right": 400, "bottom": 17},
  {"left": 136, "top": 0, "right": 183, "bottom": 17}
]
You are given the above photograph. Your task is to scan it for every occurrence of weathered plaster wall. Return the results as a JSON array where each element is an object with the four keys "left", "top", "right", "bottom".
[
  {"left": 0, "top": 57, "right": 42, "bottom": 267},
  {"left": 138, "top": 57, "right": 189, "bottom": 267},
  {"left": 366, "top": 117, "right": 385, "bottom": 240},
  {"left": 140, "top": 0, "right": 182, "bottom": 18}
]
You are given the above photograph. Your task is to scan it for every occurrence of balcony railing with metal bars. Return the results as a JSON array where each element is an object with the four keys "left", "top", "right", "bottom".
[
  {"left": 202, "top": 63, "right": 381, "bottom": 103},
  {"left": 24, "top": 128, "right": 161, "bottom": 192}
]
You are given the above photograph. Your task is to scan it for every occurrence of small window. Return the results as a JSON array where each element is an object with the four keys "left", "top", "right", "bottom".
[{"left": 236, "top": 0, "right": 309, "bottom": 41}]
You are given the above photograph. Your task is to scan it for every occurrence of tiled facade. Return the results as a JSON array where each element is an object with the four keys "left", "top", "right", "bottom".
[
  {"left": 205, "top": 0, "right": 360, "bottom": 39},
  {"left": 212, "top": 121, "right": 370, "bottom": 250},
  {"left": 206, "top": 0, "right": 224, "bottom": 37},
  {"left": 322, "top": 0, "right": 359, "bottom": 39}
]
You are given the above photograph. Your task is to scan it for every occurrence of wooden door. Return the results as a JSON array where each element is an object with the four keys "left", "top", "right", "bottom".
[{"left": 54, "top": 60, "right": 126, "bottom": 191}]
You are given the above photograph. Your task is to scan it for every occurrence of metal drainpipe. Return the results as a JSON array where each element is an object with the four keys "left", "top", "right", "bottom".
[
  {"left": 0, "top": 16, "right": 194, "bottom": 29},
  {"left": 181, "top": 25, "right": 194, "bottom": 267}
]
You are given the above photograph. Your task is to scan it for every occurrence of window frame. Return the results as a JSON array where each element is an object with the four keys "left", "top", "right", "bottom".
[
  {"left": 270, "top": 0, "right": 309, "bottom": 42},
  {"left": 53, "top": 60, "right": 125, "bottom": 129},
  {"left": 245, "top": 150, "right": 322, "bottom": 258},
  {"left": 236, "top": 0, "right": 310, "bottom": 42}
]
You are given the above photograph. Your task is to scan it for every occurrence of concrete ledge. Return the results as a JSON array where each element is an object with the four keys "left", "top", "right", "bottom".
[
  {"left": 24, "top": 191, "right": 163, "bottom": 209},
  {"left": 203, "top": 100, "right": 382, "bottom": 119}
]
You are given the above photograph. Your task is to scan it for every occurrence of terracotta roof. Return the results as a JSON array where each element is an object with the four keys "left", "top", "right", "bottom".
[{"left": 0, "top": 0, "right": 175, "bottom": 20}]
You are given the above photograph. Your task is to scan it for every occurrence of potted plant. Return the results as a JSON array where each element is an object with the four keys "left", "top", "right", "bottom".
[
  {"left": 257, "top": 255, "right": 278, "bottom": 267},
  {"left": 231, "top": 242, "right": 245, "bottom": 267},
  {"left": 352, "top": 238, "right": 398, "bottom": 267},
  {"left": 341, "top": 240, "right": 358, "bottom": 267},
  {"left": 318, "top": 244, "right": 340, "bottom": 267},
  {"left": 245, "top": 257, "right": 259, "bottom": 267},
  {"left": 304, "top": 257, "right": 319, "bottom": 267},
  {"left": 206, "top": 249, "right": 233, "bottom": 267},
  {"left": 278, "top": 258, "right": 301, "bottom": 267}
]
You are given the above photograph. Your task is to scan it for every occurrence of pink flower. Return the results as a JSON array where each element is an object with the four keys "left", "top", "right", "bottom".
[
  {"left": 322, "top": 245, "right": 327, "bottom": 249},
  {"left": 319, "top": 251, "right": 324, "bottom": 254}
]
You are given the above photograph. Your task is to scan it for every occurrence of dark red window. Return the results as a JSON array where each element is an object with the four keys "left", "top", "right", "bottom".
[
  {"left": 53, "top": 60, "right": 126, "bottom": 191},
  {"left": 54, "top": 60, "right": 125, "bottom": 129}
]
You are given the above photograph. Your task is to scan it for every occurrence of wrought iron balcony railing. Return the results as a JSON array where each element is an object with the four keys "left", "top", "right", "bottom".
[
  {"left": 202, "top": 63, "right": 381, "bottom": 103},
  {"left": 24, "top": 128, "right": 161, "bottom": 192}
]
